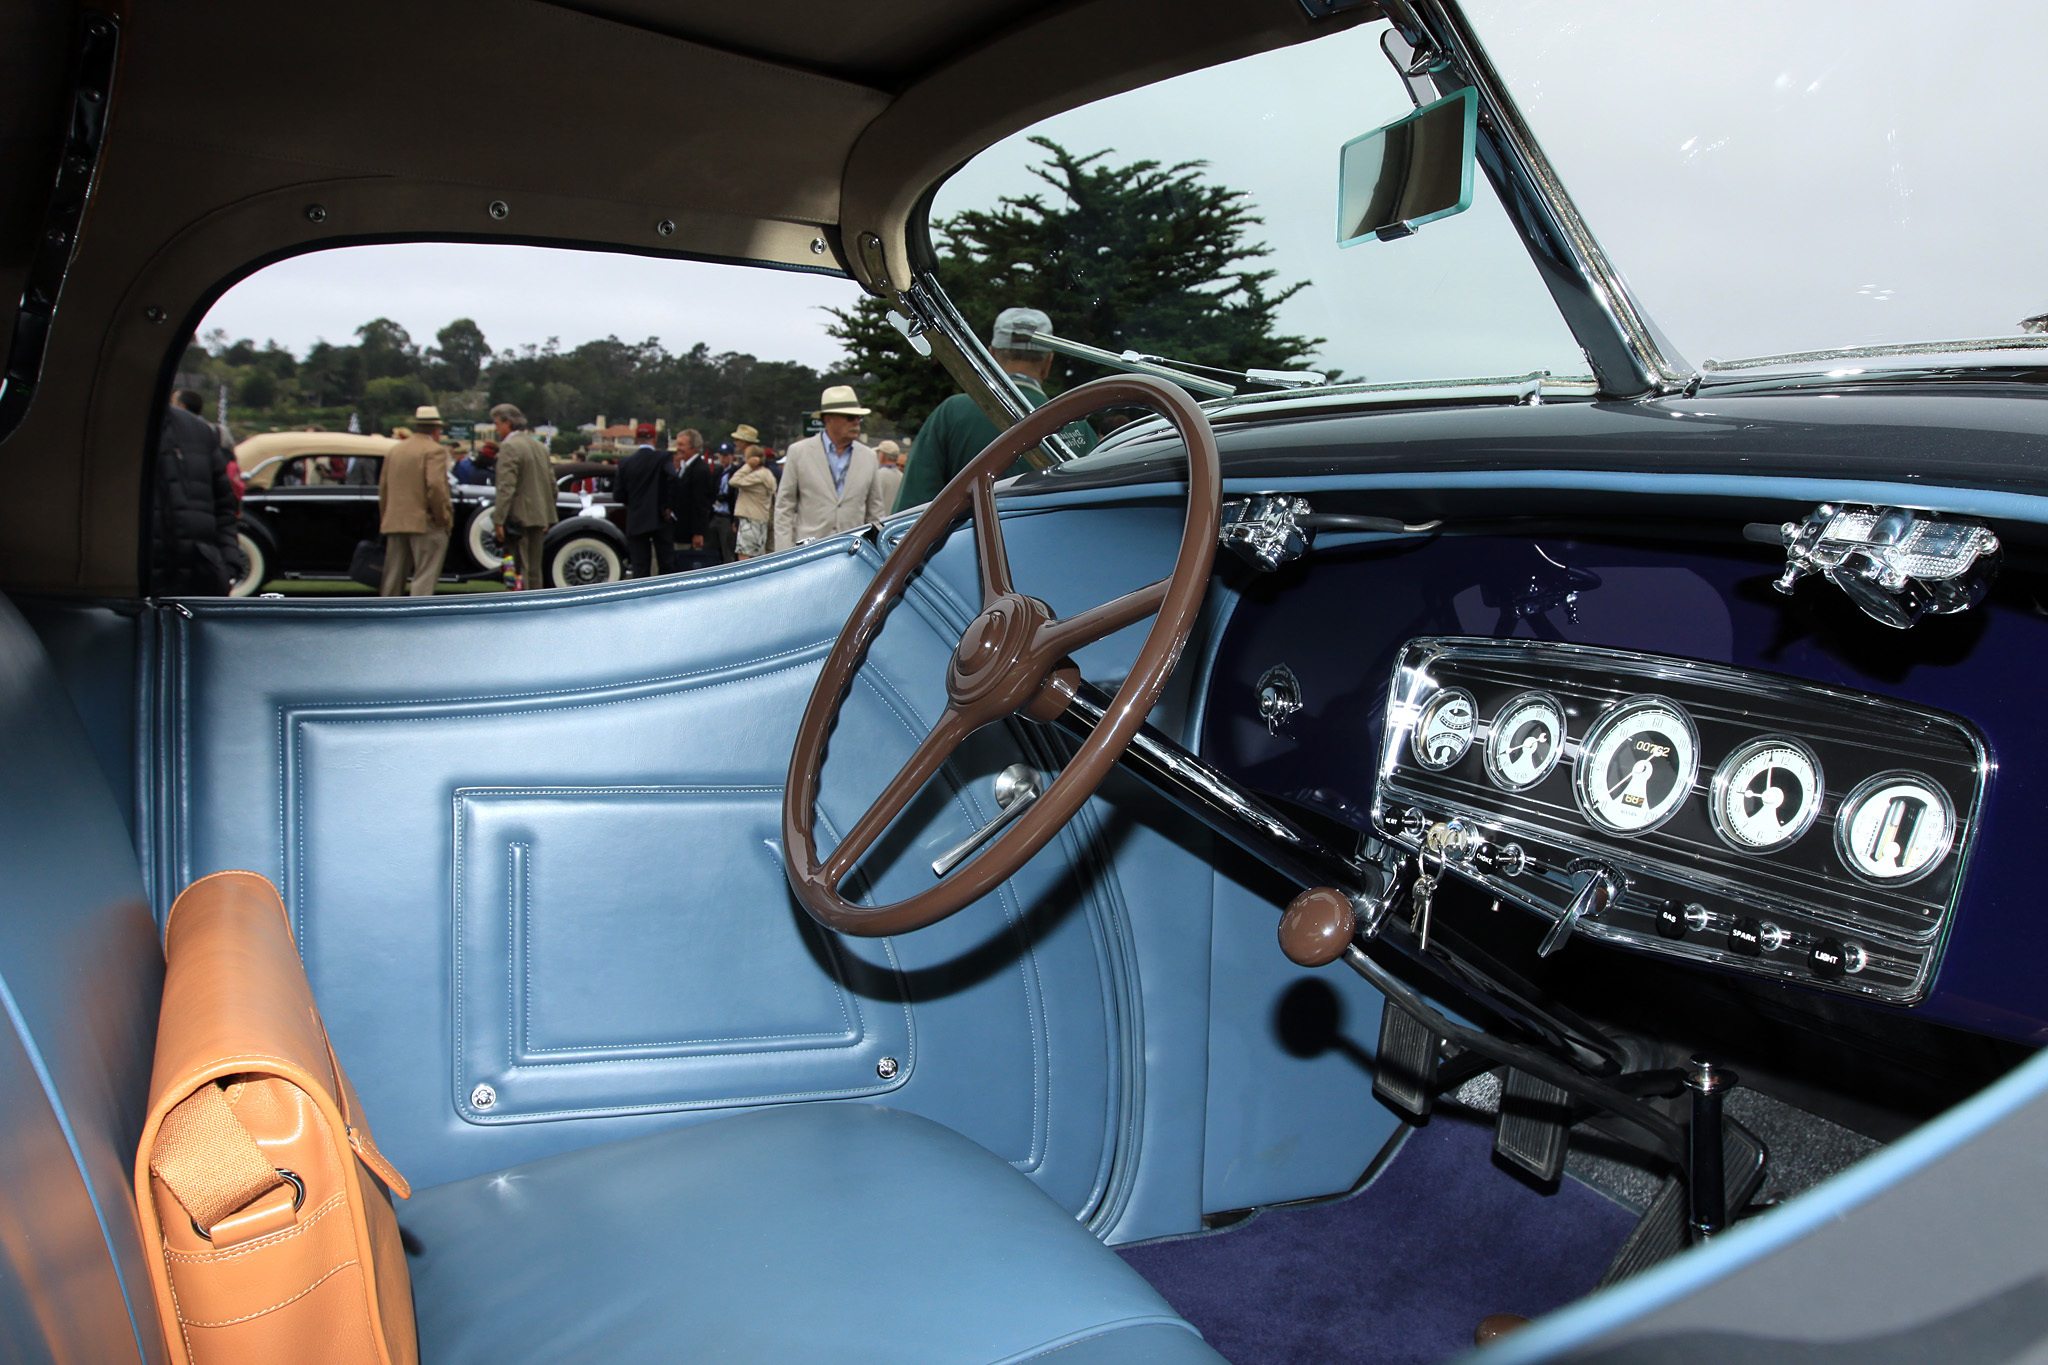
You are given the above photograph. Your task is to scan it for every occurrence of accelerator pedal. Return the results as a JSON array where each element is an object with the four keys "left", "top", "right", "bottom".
[
  {"left": 1374, "top": 1003, "right": 1443, "bottom": 1119},
  {"left": 1494, "top": 1067, "right": 1575, "bottom": 1182},
  {"left": 1599, "top": 1119, "right": 1767, "bottom": 1286}
]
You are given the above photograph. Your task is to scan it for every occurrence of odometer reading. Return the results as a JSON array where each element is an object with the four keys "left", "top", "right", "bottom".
[
  {"left": 1484, "top": 691, "right": 1565, "bottom": 791},
  {"left": 1710, "top": 737, "right": 1824, "bottom": 852},
  {"left": 1574, "top": 696, "right": 1699, "bottom": 835},
  {"left": 1411, "top": 687, "right": 1477, "bottom": 771}
]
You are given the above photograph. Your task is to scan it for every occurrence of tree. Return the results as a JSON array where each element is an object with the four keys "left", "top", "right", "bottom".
[
  {"left": 430, "top": 318, "right": 491, "bottom": 390},
  {"left": 829, "top": 137, "right": 1322, "bottom": 431},
  {"left": 354, "top": 318, "right": 418, "bottom": 381},
  {"left": 239, "top": 370, "right": 278, "bottom": 409}
]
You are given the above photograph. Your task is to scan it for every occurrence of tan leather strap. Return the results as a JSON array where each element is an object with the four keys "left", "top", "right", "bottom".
[{"left": 149, "top": 1083, "right": 287, "bottom": 1233}]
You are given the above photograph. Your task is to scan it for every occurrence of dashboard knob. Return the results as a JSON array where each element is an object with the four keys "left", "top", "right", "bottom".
[
  {"left": 1809, "top": 938, "right": 1848, "bottom": 980},
  {"left": 1279, "top": 887, "right": 1356, "bottom": 967}
]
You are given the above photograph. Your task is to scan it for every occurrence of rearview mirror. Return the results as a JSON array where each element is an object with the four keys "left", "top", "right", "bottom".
[{"left": 1337, "top": 88, "right": 1476, "bottom": 246}]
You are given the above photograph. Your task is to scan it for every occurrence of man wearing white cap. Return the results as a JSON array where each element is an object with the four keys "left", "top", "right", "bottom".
[
  {"left": 772, "top": 385, "right": 892, "bottom": 550},
  {"left": 894, "top": 306, "right": 1096, "bottom": 513}
]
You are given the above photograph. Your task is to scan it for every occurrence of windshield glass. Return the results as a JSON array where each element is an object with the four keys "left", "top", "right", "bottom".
[
  {"left": 1471, "top": 0, "right": 2048, "bottom": 371},
  {"left": 883, "top": 19, "right": 1586, "bottom": 423}
]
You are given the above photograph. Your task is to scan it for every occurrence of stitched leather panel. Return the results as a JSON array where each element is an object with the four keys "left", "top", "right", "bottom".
[
  {"left": 162, "top": 542, "right": 1118, "bottom": 1210},
  {"left": 452, "top": 786, "right": 911, "bottom": 1121}
]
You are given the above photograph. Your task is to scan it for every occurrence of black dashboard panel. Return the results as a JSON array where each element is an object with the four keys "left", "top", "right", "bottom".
[{"left": 1373, "top": 638, "right": 1987, "bottom": 1004}]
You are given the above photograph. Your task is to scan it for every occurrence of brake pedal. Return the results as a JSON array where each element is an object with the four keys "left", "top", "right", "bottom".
[{"left": 1493, "top": 1066, "right": 1574, "bottom": 1182}]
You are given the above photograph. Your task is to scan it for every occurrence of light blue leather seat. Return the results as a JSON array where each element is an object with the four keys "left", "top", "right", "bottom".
[{"left": 402, "top": 1101, "right": 1226, "bottom": 1364}]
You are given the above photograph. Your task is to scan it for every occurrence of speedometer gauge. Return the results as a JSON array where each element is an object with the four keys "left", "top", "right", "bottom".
[
  {"left": 1710, "top": 737, "right": 1824, "bottom": 852},
  {"left": 1836, "top": 771, "right": 1955, "bottom": 886},
  {"left": 1410, "top": 687, "right": 1476, "bottom": 770},
  {"left": 1573, "top": 696, "right": 1698, "bottom": 835},
  {"left": 1484, "top": 691, "right": 1565, "bottom": 790}
]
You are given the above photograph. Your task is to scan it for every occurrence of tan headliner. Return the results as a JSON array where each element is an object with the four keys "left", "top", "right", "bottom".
[{"left": 0, "top": 0, "right": 1370, "bottom": 595}]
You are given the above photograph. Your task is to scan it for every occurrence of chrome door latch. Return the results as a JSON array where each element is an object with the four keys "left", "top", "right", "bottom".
[
  {"left": 1220, "top": 495, "right": 1312, "bottom": 571},
  {"left": 1768, "top": 504, "right": 2000, "bottom": 629}
]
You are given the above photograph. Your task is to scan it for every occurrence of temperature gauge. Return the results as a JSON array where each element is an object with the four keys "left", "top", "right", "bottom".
[
  {"left": 1573, "top": 696, "right": 1698, "bottom": 835},
  {"left": 1484, "top": 691, "right": 1566, "bottom": 791},
  {"left": 1411, "top": 687, "right": 1477, "bottom": 771},
  {"left": 1710, "top": 737, "right": 1824, "bottom": 852},
  {"left": 1837, "top": 771, "right": 1954, "bottom": 886}
]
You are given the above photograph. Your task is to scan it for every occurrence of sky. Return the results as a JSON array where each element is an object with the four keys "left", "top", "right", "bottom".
[{"left": 199, "top": 2, "right": 2046, "bottom": 381}]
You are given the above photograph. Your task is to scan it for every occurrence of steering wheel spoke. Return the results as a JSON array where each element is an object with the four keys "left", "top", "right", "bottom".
[
  {"left": 972, "top": 473, "right": 1014, "bottom": 607},
  {"left": 1035, "top": 577, "right": 1171, "bottom": 660},
  {"left": 822, "top": 706, "right": 972, "bottom": 886}
]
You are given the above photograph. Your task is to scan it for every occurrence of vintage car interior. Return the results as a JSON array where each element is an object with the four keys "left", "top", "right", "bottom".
[{"left": 6, "top": 1, "right": 2048, "bottom": 1362}]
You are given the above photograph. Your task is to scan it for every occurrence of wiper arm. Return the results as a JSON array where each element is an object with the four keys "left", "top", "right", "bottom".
[{"left": 1018, "top": 329, "right": 1328, "bottom": 399}]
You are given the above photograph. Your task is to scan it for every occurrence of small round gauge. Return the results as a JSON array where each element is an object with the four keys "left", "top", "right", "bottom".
[
  {"left": 1410, "top": 687, "right": 1477, "bottom": 771},
  {"left": 1484, "top": 691, "right": 1566, "bottom": 791},
  {"left": 1836, "top": 771, "right": 1955, "bottom": 886},
  {"left": 1573, "top": 695, "right": 1699, "bottom": 835},
  {"left": 1710, "top": 737, "right": 1825, "bottom": 852}
]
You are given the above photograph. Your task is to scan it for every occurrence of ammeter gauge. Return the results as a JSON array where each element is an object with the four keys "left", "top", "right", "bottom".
[{"left": 1411, "top": 687, "right": 1477, "bottom": 771}]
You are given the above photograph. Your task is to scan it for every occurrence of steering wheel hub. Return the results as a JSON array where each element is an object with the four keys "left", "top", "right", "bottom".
[{"left": 947, "top": 595, "right": 1049, "bottom": 709}]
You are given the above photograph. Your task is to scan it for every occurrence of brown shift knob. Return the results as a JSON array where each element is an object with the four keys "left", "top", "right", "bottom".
[
  {"left": 1475, "top": 1313, "right": 1532, "bottom": 1346},
  {"left": 1278, "top": 887, "right": 1355, "bottom": 966}
]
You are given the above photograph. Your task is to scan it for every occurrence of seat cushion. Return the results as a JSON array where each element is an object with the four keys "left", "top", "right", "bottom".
[{"left": 401, "top": 1102, "right": 1226, "bottom": 1364}]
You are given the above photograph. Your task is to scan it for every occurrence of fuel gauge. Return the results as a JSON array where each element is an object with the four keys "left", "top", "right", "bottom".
[{"left": 1484, "top": 691, "right": 1565, "bottom": 791}]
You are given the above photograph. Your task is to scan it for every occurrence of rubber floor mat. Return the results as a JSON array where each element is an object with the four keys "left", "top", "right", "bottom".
[{"left": 1118, "top": 1110, "right": 1636, "bottom": 1364}]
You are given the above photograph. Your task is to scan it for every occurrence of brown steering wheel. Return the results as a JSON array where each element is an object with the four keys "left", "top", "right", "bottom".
[{"left": 783, "top": 374, "right": 1221, "bottom": 937}]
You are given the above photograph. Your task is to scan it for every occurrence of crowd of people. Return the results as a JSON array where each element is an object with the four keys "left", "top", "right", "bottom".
[
  {"left": 595, "top": 383, "right": 909, "bottom": 581},
  {"left": 148, "top": 303, "right": 1085, "bottom": 598}
]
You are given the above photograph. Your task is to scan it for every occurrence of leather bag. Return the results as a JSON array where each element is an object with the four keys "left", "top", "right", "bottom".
[{"left": 135, "top": 870, "right": 418, "bottom": 1365}]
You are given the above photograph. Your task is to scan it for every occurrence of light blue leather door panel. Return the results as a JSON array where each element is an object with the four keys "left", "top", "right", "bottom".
[
  {"left": 157, "top": 539, "right": 1130, "bottom": 1210},
  {"left": 453, "top": 786, "right": 910, "bottom": 1122}
]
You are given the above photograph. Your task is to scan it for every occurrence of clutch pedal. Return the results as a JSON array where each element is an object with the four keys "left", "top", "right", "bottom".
[{"left": 1373, "top": 1003, "right": 1442, "bottom": 1119}]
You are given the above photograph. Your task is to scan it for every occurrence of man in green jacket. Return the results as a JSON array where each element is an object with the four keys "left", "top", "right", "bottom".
[
  {"left": 893, "top": 307, "right": 1096, "bottom": 513},
  {"left": 489, "top": 403, "right": 558, "bottom": 589}
]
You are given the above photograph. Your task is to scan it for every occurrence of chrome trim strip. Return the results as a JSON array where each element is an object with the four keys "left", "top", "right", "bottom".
[
  {"left": 1388, "top": 1, "right": 1697, "bottom": 399},
  {"left": 1703, "top": 336, "right": 2048, "bottom": 372}
]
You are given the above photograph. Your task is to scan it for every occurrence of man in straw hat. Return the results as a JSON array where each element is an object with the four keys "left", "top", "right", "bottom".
[
  {"left": 772, "top": 386, "right": 891, "bottom": 551},
  {"left": 377, "top": 404, "right": 453, "bottom": 596}
]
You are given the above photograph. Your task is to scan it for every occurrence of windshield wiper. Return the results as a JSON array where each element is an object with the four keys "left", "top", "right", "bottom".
[
  {"left": 1018, "top": 328, "right": 1328, "bottom": 399},
  {"left": 1702, "top": 335, "right": 2048, "bottom": 372}
]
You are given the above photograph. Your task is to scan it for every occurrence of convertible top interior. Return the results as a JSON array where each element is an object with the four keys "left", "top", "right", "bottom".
[{"left": 9, "top": 2, "right": 2048, "bottom": 1363}]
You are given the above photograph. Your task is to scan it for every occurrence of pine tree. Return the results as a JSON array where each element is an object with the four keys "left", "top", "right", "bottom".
[{"left": 828, "top": 137, "right": 1323, "bottom": 431}]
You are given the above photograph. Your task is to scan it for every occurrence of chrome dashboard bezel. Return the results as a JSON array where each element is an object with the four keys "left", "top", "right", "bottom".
[{"left": 1371, "top": 636, "right": 1993, "bottom": 1005}]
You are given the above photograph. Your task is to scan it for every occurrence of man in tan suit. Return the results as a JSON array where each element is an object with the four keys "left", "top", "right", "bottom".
[
  {"left": 773, "top": 386, "right": 891, "bottom": 550},
  {"left": 873, "top": 439, "right": 904, "bottom": 510},
  {"left": 489, "top": 402, "right": 558, "bottom": 589},
  {"left": 377, "top": 404, "right": 453, "bottom": 596}
]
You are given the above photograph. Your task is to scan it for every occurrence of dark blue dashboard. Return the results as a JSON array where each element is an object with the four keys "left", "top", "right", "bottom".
[{"left": 1201, "top": 531, "right": 2048, "bottom": 1045}]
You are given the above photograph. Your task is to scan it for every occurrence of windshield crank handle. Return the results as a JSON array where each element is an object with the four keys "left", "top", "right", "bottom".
[
  {"left": 1538, "top": 860, "right": 1621, "bottom": 957},
  {"left": 932, "top": 764, "right": 1045, "bottom": 877}
]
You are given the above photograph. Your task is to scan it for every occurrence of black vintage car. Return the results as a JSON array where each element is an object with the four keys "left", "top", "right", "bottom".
[{"left": 230, "top": 434, "right": 631, "bottom": 593}]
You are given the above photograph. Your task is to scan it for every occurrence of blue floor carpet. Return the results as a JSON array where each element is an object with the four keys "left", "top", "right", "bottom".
[{"left": 1118, "top": 1111, "right": 1638, "bottom": 1365}]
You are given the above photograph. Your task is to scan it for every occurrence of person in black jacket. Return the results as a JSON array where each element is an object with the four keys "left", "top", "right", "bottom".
[
  {"left": 151, "top": 393, "right": 247, "bottom": 595},
  {"left": 668, "top": 428, "right": 719, "bottom": 565},
  {"left": 614, "top": 423, "right": 676, "bottom": 577}
]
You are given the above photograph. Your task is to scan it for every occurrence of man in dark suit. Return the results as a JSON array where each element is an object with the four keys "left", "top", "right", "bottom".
[
  {"left": 614, "top": 423, "right": 677, "bottom": 577},
  {"left": 668, "top": 428, "right": 720, "bottom": 565}
]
